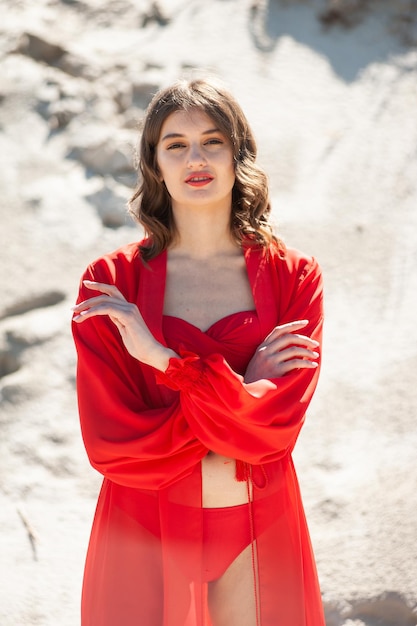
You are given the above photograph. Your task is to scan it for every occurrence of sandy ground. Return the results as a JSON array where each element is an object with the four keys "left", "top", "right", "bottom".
[{"left": 0, "top": 0, "right": 417, "bottom": 624}]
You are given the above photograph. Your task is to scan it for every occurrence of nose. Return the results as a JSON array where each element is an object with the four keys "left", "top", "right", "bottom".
[{"left": 187, "top": 143, "right": 207, "bottom": 168}]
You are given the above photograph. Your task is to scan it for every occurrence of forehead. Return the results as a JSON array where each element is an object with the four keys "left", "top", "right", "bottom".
[{"left": 158, "top": 109, "right": 219, "bottom": 140}]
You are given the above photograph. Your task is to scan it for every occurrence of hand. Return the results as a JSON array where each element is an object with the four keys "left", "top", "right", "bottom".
[
  {"left": 244, "top": 320, "right": 320, "bottom": 383},
  {"left": 72, "top": 281, "right": 178, "bottom": 370}
]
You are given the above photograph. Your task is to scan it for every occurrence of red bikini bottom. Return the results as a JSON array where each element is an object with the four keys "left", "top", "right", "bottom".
[
  {"left": 202, "top": 503, "right": 252, "bottom": 582},
  {"left": 136, "top": 490, "right": 277, "bottom": 584}
]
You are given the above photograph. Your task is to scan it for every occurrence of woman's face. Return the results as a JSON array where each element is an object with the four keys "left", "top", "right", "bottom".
[{"left": 156, "top": 108, "right": 235, "bottom": 213}]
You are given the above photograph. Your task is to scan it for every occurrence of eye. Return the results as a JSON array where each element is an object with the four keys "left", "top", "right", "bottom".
[
  {"left": 167, "top": 142, "right": 186, "bottom": 150},
  {"left": 205, "top": 138, "right": 223, "bottom": 146}
]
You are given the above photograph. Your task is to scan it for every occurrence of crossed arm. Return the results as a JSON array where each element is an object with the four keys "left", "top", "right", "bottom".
[{"left": 72, "top": 279, "right": 320, "bottom": 381}]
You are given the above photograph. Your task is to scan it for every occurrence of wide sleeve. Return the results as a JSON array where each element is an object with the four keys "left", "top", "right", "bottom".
[
  {"left": 72, "top": 261, "right": 208, "bottom": 490},
  {"left": 156, "top": 255, "right": 324, "bottom": 465}
]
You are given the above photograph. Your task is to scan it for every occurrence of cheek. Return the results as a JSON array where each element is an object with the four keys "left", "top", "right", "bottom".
[
  {"left": 224, "top": 150, "right": 235, "bottom": 174},
  {"left": 214, "top": 149, "right": 234, "bottom": 168},
  {"left": 155, "top": 152, "right": 167, "bottom": 182},
  {"left": 156, "top": 162, "right": 176, "bottom": 193},
  {"left": 226, "top": 156, "right": 236, "bottom": 181}
]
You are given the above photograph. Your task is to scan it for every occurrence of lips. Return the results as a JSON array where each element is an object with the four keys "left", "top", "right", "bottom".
[{"left": 185, "top": 172, "right": 214, "bottom": 187}]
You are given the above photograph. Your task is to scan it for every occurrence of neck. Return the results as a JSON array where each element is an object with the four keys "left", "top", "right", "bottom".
[{"left": 170, "top": 203, "right": 239, "bottom": 260}]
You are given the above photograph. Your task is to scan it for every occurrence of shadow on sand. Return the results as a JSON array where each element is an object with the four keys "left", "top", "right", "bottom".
[{"left": 248, "top": 0, "right": 413, "bottom": 82}]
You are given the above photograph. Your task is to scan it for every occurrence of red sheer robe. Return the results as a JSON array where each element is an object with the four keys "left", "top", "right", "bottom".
[{"left": 72, "top": 239, "right": 325, "bottom": 626}]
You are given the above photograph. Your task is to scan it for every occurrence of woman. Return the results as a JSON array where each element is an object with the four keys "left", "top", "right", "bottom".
[{"left": 72, "top": 78, "right": 325, "bottom": 626}]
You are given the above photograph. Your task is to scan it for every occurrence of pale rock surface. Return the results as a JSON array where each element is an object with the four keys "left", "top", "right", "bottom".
[{"left": 0, "top": 1, "right": 416, "bottom": 624}]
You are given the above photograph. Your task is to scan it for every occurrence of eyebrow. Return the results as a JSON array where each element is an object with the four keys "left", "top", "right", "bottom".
[{"left": 160, "top": 128, "right": 221, "bottom": 142}]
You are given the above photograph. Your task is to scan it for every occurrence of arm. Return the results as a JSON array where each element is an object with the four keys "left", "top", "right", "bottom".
[
  {"left": 72, "top": 264, "right": 208, "bottom": 490},
  {"left": 156, "top": 255, "right": 324, "bottom": 464},
  {"left": 74, "top": 252, "right": 323, "bottom": 477},
  {"left": 73, "top": 278, "right": 177, "bottom": 371}
]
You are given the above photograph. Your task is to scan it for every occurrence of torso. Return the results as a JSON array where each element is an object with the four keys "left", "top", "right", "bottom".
[
  {"left": 163, "top": 247, "right": 256, "bottom": 507},
  {"left": 163, "top": 249, "right": 255, "bottom": 333}
]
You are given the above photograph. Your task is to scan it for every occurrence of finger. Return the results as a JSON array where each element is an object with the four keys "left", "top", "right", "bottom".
[
  {"left": 83, "top": 280, "right": 125, "bottom": 299},
  {"left": 73, "top": 294, "right": 117, "bottom": 311},
  {"left": 276, "top": 320, "right": 309, "bottom": 332},
  {"left": 278, "top": 358, "right": 319, "bottom": 374},
  {"left": 261, "top": 346, "right": 319, "bottom": 367},
  {"left": 273, "top": 334, "right": 320, "bottom": 351},
  {"left": 261, "top": 332, "right": 320, "bottom": 352},
  {"left": 263, "top": 320, "right": 309, "bottom": 343},
  {"left": 73, "top": 300, "right": 133, "bottom": 322},
  {"left": 278, "top": 346, "right": 320, "bottom": 361},
  {"left": 280, "top": 359, "right": 319, "bottom": 375},
  {"left": 73, "top": 306, "right": 118, "bottom": 322}
]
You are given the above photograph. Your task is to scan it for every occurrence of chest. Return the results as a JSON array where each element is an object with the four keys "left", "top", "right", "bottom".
[{"left": 163, "top": 254, "right": 255, "bottom": 332}]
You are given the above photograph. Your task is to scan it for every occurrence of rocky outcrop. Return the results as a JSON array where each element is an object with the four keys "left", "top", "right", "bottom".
[
  {"left": 319, "top": 0, "right": 417, "bottom": 43},
  {"left": 324, "top": 592, "right": 417, "bottom": 626},
  {"left": 250, "top": 0, "right": 417, "bottom": 49}
]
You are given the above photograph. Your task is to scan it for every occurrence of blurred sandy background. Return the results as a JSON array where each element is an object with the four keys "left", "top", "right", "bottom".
[{"left": 0, "top": 1, "right": 416, "bottom": 624}]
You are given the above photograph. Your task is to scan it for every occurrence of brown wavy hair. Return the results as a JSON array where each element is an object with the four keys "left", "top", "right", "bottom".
[{"left": 128, "top": 78, "right": 282, "bottom": 260}]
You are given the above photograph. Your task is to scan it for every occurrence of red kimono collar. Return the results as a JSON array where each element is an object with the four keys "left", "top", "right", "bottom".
[{"left": 137, "top": 243, "right": 279, "bottom": 346}]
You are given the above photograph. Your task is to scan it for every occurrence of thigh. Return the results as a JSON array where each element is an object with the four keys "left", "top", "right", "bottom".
[{"left": 207, "top": 543, "right": 258, "bottom": 626}]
